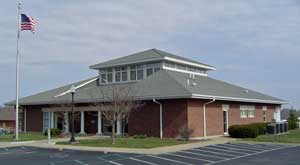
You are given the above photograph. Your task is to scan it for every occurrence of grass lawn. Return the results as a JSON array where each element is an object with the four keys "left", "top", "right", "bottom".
[
  {"left": 245, "top": 130, "right": 300, "bottom": 144},
  {"left": 0, "top": 133, "right": 47, "bottom": 142},
  {"left": 57, "top": 137, "right": 189, "bottom": 149}
]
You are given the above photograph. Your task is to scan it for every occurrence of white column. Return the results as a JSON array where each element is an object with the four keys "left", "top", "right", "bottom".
[
  {"left": 63, "top": 112, "right": 69, "bottom": 134},
  {"left": 80, "top": 111, "right": 86, "bottom": 134},
  {"left": 50, "top": 112, "right": 55, "bottom": 128},
  {"left": 97, "top": 111, "right": 102, "bottom": 135},
  {"left": 116, "top": 118, "right": 121, "bottom": 135}
]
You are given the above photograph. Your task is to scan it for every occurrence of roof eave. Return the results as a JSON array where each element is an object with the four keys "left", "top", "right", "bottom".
[
  {"left": 191, "top": 94, "right": 288, "bottom": 105},
  {"left": 89, "top": 58, "right": 164, "bottom": 70}
]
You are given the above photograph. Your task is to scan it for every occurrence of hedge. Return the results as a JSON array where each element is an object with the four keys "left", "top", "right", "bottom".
[
  {"left": 229, "top": 123, "right": 268, "bottom": 138},
  {"left": 44, "top": 128, "right": 61, "bottom": 137}
]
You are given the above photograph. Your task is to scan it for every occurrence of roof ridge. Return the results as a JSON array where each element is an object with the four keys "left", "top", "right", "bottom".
[{"left": 151, "top": 48, "right": 165, "bottom": 58}]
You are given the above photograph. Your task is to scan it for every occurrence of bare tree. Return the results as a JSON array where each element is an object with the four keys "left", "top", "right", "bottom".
[{"left": 89, "top": 83, "right": 142, "bottom": 144}]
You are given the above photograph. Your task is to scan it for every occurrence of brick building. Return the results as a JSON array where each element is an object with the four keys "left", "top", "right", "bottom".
[
  {"left": 0, "top": 107, "right": 15, "bottom": 132},
  {"left": 6, "top": 49, "right": 287, "bottom": 138}
]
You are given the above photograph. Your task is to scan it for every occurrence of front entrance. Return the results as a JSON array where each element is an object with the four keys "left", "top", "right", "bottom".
[{"left": 222, "top": 105, "right": 229, "bottom": 134}]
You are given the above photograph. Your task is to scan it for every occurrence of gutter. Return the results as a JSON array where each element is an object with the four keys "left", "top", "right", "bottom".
[
  {"left": 153, "top": 98, "right": 163, "bottom": 139},
  {"left": 203, "top": 97, "right": 216, "bottom": 138}
]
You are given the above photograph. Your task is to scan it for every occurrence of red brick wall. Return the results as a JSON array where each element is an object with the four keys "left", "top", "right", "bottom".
[
  {"left": 25, "top": 106, "right": 43, "bottom": 132},
  {"left": 0, "top": 121, "right": 15, "bottom": 129},
  {"left": 23, "top": 100, "right": 280, "bottom": 137},
  {"left": 186, "top": 99, "right": 280, "bottom": 137},
  {"left": 128, "top": 99, "right": 188, "bottom": 138},
  {"left": 187, "top": 99, "right": 204, "bottom": 137}
]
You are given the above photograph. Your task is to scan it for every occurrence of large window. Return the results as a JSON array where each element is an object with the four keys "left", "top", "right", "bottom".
[{"left": 240, "top": 105, "right": 255, "bottom": 118}]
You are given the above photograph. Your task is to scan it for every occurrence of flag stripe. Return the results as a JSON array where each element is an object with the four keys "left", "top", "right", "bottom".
[{"left": 20, "top": 14, "right": 36, "bottom": 33}]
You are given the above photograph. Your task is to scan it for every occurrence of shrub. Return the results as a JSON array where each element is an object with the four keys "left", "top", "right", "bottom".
[
  {"left": 229, "top": 124, "right": 265, "bottom": 138},
  {"left": 178, "top": 127, "right": 194, "bottom": 141},
  {"left": 250, "top": 123, "right": 268, "bottom": 135},
  {"left": 288, "top": 111, "right": 298, "bottom": 130},
  {"left": 132, "top": 134, "right": 146, "bottom": 139},
  {"left": 44, "top": 128, "right": 61, "bottom": 137}
]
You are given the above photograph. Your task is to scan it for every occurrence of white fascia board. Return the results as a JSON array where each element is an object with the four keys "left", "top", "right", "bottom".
[
  {"left": 90, "top": 58, "right": 164, "bottom": 69},
  {"left": 162, "top": 66, "right": 208, "bottom": 76},
  {"left": 164, "top": 56, "right": 216, "bottom": 70},
  {"left": 54, "top": 78, "right": 98, "bottom": 98},
  {"left": 192, "top": 94, "right": 288, "bottom": 104}
]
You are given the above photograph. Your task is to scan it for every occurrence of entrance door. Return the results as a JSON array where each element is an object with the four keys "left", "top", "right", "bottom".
[{"left": 222, "top": 105, "right": 229, "bottom": 134}]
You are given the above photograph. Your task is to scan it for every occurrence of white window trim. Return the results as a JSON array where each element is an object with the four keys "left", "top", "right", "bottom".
[{"left": 240, "top": 105, "right": 255, "bottom": 118}]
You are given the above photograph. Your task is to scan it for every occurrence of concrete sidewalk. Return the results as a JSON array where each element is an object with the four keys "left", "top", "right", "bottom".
[
  {"left": 0, "top": 135, "right": 109, "bottom": 148},
  {"left": 23, "top": 136, "right": 237, "bottom": 154}
]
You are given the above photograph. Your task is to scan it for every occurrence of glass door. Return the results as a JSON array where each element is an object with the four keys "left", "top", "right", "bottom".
[{"left": 222, "top": 105, "right": 229, "bottom": 134}]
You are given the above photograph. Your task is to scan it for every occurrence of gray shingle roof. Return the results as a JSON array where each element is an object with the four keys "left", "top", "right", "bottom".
[
  {"left": 89, "top": 49, "right": 215, "bottom": 70},
  {"left": 5, "top": 70, "right": 287, "bottom": 106}
]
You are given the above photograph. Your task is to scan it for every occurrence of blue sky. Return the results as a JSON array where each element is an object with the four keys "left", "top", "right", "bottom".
[{"left": 0, "top": 0, "right": 299, "bottom": 108}]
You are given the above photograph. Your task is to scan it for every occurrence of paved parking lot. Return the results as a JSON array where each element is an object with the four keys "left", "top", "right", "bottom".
[{"left": 0, "top": 143, "right": 298, "bottom": 165}]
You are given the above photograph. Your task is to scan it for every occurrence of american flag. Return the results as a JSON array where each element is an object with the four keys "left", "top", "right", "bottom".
[{"left": 20, "top": 14, "right": 37, "bottom": 33}]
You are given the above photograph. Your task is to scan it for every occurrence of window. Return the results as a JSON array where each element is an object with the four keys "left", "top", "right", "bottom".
[
  {"left": 240, "top": 105, "right": 255, "bottom": 118},
  {"left": 154, "top": 67, "right": 160, "bottom": 73},
  {"left": 115, "top": 66, "right": 127, "bottom": 82},
  {"left": 121, "top": 67, "right": 128, "bottom": 81},
  {"left": 130, "top": 65, "right": 137, "bottom": 81},
  {"left": 146, "top": 68, "right": 153, "bottom": 76},
  {"left": 263, "top": 106, "right": 267, "bottom": 122},
  {"left": 100, "top": 73, "right": 106, "bottom": 83},
  {"left": 240, "top": 109, "right": 248, "bottom": 118},
  {"left": 106, "top": 68, "right": 113, "bottom": 82},
  {"left": 115, "top": 67, "right": 121, "bottom": 82},
  {"left": 248, "top": 108, "right": 255, "bottom": 118},
  {"left": 137, "top": 65, "right": 144, "bottom": 80},
  {"left": 165, "top": 62, "right": 176, "bottom": 68}
]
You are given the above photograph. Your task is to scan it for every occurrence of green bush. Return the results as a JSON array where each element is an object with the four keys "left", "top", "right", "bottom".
[
  {"left": 132, "top": 134, "right": 146, "bottom": 139},
  {"left": 250, "top": 123, "right": 268, "bottom": 135},
  {"left": 229, "top": 123, "right": 268, "bottom": 138},
  {"left": 44, "top": 128, "right": 61, "bottom": 137},
  {"left": 288, "top": 111, "right": 298, "bottom": 130}
]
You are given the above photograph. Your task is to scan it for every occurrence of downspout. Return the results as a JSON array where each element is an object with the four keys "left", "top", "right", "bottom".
[
  {"left": 203, "top": 97, "right": 216, "bottom": 138},
  {"left": 153, "top": 98, "right": 163, "bottom": 139}
]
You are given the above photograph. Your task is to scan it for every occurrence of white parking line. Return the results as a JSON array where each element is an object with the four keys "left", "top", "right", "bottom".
[
  {"left": 165, "top": 153, "right": 214, "bottom": 163},
  {"left": 202, "top": 146, "right": 249, "bottom": 155},
  {"left": 130, "top": 157, "right": 158, "bottom": 165},
  {"left": 147, "top": 155, "right": 194, "bottom": 165},
  {"left": 220, "top": 144, "right": 266, "bottom": 151},
  {"left": 191, "top": 148, "right": 239, "bottom": 157},
  {"left": 209, "top": 145, "right": 256, "bottom": 153},
  {"left": 206, "top": 145, "right": 293, "bottom": 165},
  {"left": 232, "top": 143, "right": 281, "bottom": 149},
  {"left": 179, "top": 150, "right": 228, "bottom": 160},
  {"left": 108, "top": 161, "right": 124, "bottom": 165}
]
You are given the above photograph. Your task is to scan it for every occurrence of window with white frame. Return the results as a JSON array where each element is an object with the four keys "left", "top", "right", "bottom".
[
  {"left": 262, "top": 106, "right": 267, "bottom": 122},
  {"left": 240, "top": 109, "right": 248, "bottom": 118},
  {"left": 115, "top": 66, "right": 128, "bottom": 82},
  {"left": 240, "top": 105, "right": 255, "bottom": 118}
]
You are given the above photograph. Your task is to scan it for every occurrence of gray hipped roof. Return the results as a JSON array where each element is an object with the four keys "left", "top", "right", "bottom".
[
  {"left": 6, "top": 70, "right": 287, "bottom": 106},
  {"left": 89, "top": 49, "right": 215, "bottom": 70}
]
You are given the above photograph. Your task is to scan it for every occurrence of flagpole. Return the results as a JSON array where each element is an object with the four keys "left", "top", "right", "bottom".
[{"left": 15, "top": 2, "right": 21, "bottom": 141}]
